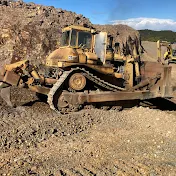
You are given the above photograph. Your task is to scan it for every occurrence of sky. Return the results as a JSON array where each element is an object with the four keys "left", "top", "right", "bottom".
[{"left": 25, "top": 0, "right": 176, "bottom": 31}]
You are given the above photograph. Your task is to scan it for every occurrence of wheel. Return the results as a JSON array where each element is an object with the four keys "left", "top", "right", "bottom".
[
  {"left": 69, "top": 73, "right": 86, "bottom": 91},
  {"left": 57, "top": 93, "right": 68, "bottom": 108},
  {"left": 53, "top": 91, "right": 81, "bottom": 114}
]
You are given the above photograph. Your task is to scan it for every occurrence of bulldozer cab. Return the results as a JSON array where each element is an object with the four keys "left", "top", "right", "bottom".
[
  {"left": 61, "top": 25, "right": 109, "bottom": 64},
  {"left": 61, "top": 25, "right": 94, "bottom": 50}
]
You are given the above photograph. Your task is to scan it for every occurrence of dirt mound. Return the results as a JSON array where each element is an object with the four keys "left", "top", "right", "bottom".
[
  {"left": 0, "top": 0, "right": 141, "bottom": 66},
  {"left": 0, "top": 0, "right": 91, "bottom": 65},
  {"left": 141, "top": 41, "right": 157, "bottom": 61},
  {"left": 94, "top": 24, "right": 140, "bottom": 47}
]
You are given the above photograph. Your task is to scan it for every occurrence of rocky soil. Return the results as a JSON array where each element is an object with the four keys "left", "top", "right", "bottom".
[
  {"left": 0, "top": 0, "right": 91, "bottom": 65},
  {"left": 0, "top": 98, "right": 176, "bottom": 175},
  {"left": 94, "top": 24, "right": 140, "bottom": 49},
  {"left": 0, "top": 1, "right": 176, "bottom": 176},
  {"left": 0, "top": 0, "right": 140, "bottom": 66}
]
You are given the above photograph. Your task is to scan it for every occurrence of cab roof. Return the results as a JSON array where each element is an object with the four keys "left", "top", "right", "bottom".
[{"left": 62, "top": 25, "right": 96, "bottom": 34}]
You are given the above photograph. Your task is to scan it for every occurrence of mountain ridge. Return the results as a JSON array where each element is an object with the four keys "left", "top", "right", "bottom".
[{"left": 139, "top": 29, "right": 176, "bottom": 43}]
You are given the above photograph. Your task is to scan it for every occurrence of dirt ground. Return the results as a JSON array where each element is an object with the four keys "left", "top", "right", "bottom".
[
  {"left": 0, "top": 42, "right": 176, "bottom": 176},
  {"left": 0, "top": 99, "right": 176, "bottom": 176}
]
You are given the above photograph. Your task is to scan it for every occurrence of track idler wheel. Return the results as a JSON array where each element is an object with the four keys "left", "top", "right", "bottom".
[
  {"left": 69, "top": 73, "right": 86, "bottom": 91},
  {"left": 57, "top": 94, "right": 68, "bottom": 108},
  {"left": 56, "top": 92, "right": 81, "bottom": 114}
]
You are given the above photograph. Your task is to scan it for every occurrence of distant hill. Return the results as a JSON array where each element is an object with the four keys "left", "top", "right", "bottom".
[{"left": 139, "top": 29, "right": 176, "bottom": 43}]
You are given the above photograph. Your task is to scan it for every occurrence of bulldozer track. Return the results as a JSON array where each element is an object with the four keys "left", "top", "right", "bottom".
[
  {"left": 47, "top": 70, "right": 72, "bottom": 112},
  {"left": 47, "top": 67, "right": 125, "bottom": 113}
]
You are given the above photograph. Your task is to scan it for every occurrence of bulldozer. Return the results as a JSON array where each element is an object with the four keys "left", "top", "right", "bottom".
[{"left": 0, "top": 25, "right": 174, "bottom": 113}]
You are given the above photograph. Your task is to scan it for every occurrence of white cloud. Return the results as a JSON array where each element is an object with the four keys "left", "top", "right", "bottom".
[{"left": 111, "top": 18, "right": 176, "bottom": 31}]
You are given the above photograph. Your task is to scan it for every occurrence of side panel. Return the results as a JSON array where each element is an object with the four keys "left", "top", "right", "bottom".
[{"left": 94, "top": 32, "right": 107, "bottom": 64}]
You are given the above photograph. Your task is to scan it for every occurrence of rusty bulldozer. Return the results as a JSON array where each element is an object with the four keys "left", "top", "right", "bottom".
[{"left": 0, "top": 25, "right": 175, "bottom": 113}]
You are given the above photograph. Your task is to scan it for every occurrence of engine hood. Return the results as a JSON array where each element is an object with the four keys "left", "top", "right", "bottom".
[{"left": 46, "top": 47, "right": 79, "bottom": 67}]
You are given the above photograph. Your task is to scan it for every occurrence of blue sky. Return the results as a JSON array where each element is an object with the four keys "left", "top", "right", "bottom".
[{"left": 25, "top": 0, "right": 176, "bottom": 31}]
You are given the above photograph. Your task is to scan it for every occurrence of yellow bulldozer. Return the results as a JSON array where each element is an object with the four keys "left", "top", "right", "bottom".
[
  {"left": 157, "top": 40, "right": 176, "bottom": 64},
  {"left": 0, "top": 25, "right": 175, "bottom": 113}
]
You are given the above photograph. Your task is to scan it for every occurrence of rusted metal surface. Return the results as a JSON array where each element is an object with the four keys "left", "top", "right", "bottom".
[
  {"left": 62, "top": 91, "right": 156, "bottom": 105},
  {"left": 0, "top": 67, "right": 6, "bottom": 76},
  {"left": 160, "top": 66, "right": 172, "bottom": 97},
  {"left": 39, "top": 77, "right": 57, "bottom": 85},
  {"left": 5, "top": 60, "right": 28, "bottom": 71},
  {"left": 0, "top": 87, "right": 13, "bottom": 107},
  {"left": 69, "top": 73, "right": 86, "bottom": 91},
  {"left": 0, "top": 75, "right": 4, "bottom": 82},
  {"left": 47, "top": 67, "right": 126, "bottom": 112},
  {"left": 44, "top": 78, "right": 57, "bottom": 85},
  {"left": 3, "top": 71, "right": 20, "bottom": 86},
  {"left": 58, "top": 94, "right": 68, "bottom": 108},
  {"left": 140, "top": 61, "right": 172, "bottom": 95},
  {"left": 57, "top": 61, "right": 115, "bottom": 75},
  {"left": 140, "top": 61, "right": 164, "bottom": 79},
  {"left": 131, "top": 74, "right": 161, "bottom": 91},
  {"left": 61, "top": 63, "right": 173, "bottom": 107}
]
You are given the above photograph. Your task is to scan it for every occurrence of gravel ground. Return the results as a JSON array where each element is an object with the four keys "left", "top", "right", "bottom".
[{"left": 0, "top": 98, "right": 176, "bottom": 175}]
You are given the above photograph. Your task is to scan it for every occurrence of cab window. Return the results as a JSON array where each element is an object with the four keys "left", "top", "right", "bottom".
[
  {"left": 61, "top": 31, "right": 70, "bottom": 46},
  {"left": 78, "top": 32, "right": 92, "bottom": 49},
  {"left": 70, "top": 30, "right": 77, "bottom": 46}
]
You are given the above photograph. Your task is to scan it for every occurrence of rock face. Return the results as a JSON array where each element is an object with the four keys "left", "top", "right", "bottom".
[
  {"left": 0, "top": 0, "right": 91, "bottom": 65},
  {"left": 0, "top": 0, "right": 140, "bottom": 66}
]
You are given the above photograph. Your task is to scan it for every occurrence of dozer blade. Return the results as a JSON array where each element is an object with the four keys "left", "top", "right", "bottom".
[{"left": 0, "top": 87, "right": 13, "bottom": 107}]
